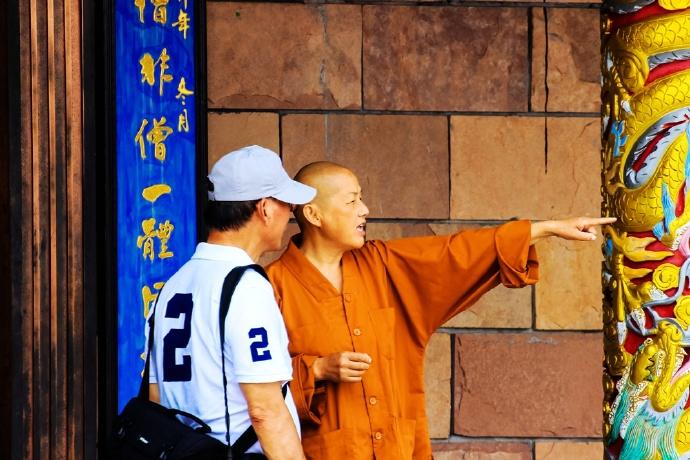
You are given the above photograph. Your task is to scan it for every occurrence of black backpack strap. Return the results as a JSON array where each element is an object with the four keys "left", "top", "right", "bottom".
[{"left": 220, "top": 264, "right": 286, "bottom": 457}]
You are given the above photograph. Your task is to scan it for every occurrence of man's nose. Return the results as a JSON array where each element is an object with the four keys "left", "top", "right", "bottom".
[{"left": 360, "top": 201, "right": 370, "bottom": 217}]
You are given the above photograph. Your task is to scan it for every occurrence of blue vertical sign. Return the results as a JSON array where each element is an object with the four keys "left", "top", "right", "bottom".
[{"left": 116, "top": 0, "right": 197, "bottom": 411}]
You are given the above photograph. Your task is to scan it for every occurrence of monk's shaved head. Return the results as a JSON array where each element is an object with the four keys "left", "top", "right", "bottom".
[
  {"left": 292, "top": 161, "right": 359, "bottom": 230},
  {"left": 294, "top": 161, "right": 353, "bottom": 201}
]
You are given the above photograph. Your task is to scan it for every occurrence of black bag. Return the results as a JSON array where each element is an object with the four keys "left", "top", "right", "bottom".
[
  {"left": 110, "top": 397, "right": 226, "bottom": 460},
  {"left": 108, "top": 264, "right": 274, "bottom": 460}
]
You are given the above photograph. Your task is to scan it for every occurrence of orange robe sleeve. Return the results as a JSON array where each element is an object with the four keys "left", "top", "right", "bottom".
[
  {"left": 272, "top": 289, "right": 327, "bottom": 425},
  {"left": 371, "top": 219, "right": 539, "bottom": 342},
  {"left": 289, "top": 354, "right": 324, "bottom": 425}
]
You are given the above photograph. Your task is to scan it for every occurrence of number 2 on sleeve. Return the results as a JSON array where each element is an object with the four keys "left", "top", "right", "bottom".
[{"left": 248, "top": 327, "right": 272, "bottom": 362}]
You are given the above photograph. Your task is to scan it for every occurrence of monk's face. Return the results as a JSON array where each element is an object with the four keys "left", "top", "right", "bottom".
[{"left": 318, "top": 170, "right": 370, "bottom": 250}]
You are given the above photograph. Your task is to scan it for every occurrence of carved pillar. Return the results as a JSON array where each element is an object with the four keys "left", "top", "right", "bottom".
[{"left": 602, "top": 1, "right": 690, "bottom": 458}]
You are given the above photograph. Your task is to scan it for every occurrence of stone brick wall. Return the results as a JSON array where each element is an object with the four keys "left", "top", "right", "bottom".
[{"left": 206, "top": 1, "right": 603, "bottom": 458}]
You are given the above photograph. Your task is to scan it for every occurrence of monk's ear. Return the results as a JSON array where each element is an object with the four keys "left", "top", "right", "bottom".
[{"left": 302, "top": 203, "right": 322, "bottom": 228}]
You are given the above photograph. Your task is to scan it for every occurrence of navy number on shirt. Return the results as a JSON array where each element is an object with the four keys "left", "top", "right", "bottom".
[
  {"left": 163, "top": 293, "right": 194, "bottom": 382},
  {"left": 248, "top": 327, "right": 272, "bottom": 362}
]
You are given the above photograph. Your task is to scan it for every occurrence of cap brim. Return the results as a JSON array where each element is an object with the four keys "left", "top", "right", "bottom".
[{"left": 272, "top": 179, "right": 316, "bottom": 205}]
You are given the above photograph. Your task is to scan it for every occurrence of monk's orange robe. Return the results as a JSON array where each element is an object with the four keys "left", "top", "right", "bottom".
[{"left": 266, "top": 220, "right": 539, "bottom": 459}]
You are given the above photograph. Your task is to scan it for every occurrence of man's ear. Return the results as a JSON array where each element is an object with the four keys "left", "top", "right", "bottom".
[
  {"left": 257, "top": 198, "right": 271, "bottom": 224},
  {"left": 302, "top": 203, "right": 322, "bottom": 228}
]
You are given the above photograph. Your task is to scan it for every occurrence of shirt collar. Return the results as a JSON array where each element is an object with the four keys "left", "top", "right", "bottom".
[
  {"left": 280, "top": 235, "right": 344, "bottom": 301},
  {"left": 191, "top": 242, "right": 255, "bottom": 264}
]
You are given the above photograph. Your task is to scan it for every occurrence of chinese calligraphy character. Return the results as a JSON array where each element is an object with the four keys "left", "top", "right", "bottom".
[
  {"left": 136, "top": 218, "right": 175, "bottom": 260},
  {"left": 142, "top": 183, "right": 172, "bottom": 203},
  {"left": 139, "top": 48, "right": 173, "bottom": 96},
  {"left": 172, "top": 9, "right": 190, "bottom": 40},
  {"left": 178, "top": 108, "right": 189, "bottom": 133},
  {"left": 145, "top": 117, "right": 173, "bottom": 161},
  {"left": 152, "top": 0, "right": 169, "bottom": 25},
  {"left": 139, "top": 54, "right": 156, "bottom": 86},
  {"left": 141, "top": 281, "right": 165, "bottom": 318},
  {"left": 137, "top": 218, "right": 157, "bottom": 261},
  {"left": 134, "top": 119, "right": 149, "bottom": 159},
  {"left": 135, "top": 0, "right": 146, "bottom": 23},
  {"left": 175, "top": 77, "right": 194, "bottom": 105},
  {"left": 157, "top": 220, "right": 175, "bottom": 259}
]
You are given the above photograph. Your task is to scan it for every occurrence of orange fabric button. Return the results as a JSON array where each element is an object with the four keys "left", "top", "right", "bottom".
[
  {"left": 374, "top": 432, "right": 383, "bottom": 440},
  {"left": 353, "top": 328, "right": 362, "bottom": 336},
  {"left": 343, "top": 293, "right": 352, "bottom": 302},
  {"left": 369, "top": 397, "right": 377, "bottom": 405}
]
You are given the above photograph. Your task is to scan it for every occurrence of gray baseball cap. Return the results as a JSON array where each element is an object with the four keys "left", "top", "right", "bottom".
[{"left": 207, "top": 145, "right": 316, "bottom": 204}]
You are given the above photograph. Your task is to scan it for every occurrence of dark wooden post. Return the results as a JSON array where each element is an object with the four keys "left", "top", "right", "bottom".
[{"left": 3, "top": 0, "right": 96, "bottom": 458}]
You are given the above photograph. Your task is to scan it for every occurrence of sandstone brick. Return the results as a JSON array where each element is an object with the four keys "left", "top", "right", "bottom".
[
  {"left": 424, "top": 333, "right": 451, "bottom": 439},
  {"left": 443, "top": 284, "right": 533, "bottom": 329},
  {"left": 207, "top": 113, "right": 279, "bottom": 170},
  {"left": 535, "top": 441, "right": 603, "bottom": 460},
  {"left": 450, "top": 116, "right": 544, "bottom": 220},
  {"left": 545, "top": 117, "right": 601, "bottom": 218},
  {"left": 535, "top": 235, "right": 603, "bottom": 330},
  {"left": 282, "top": 114, "right": 449, "bottom": 219},
  {"left": 207, "top": 3, "right": 361, "bottom": 109},
  {"left": 454, "top": 332, "right": 602, "bottom": 437},
  {"left": 531, "top": 8, "right": 600, "bottom": 112},
  {"left": 433, "top": 441, "right": 532, "bottom": 460},
  {"left": 450, "top": 116, "right": 601, "bottom": 220},
  {"left": 364, "top": 222, "right": 436, "bottom": 241},
  {"left": 363, "top": 6, "right": 528, "bottom": 111}
]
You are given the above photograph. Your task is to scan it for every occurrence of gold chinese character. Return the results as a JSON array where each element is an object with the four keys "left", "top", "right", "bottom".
[
  {"left": 134, "top": 119, "right": 149, "bottom": 159},
  {"left": 136, "top": 218, "right": 157, "bottom": 261},
  {"left": 151, "top": 0, "right": 169, "bottom": 25},
  {"left": 175, "top": 77, "right": 194, "bottom": 106},
  {"left": 178, "top": 108, "right": 189, "bottom": 133},
  {"left": 158, "top": 49, "right": 173, "bottom": 96},
  {"left": 142, "top": 183, "right": 172, "bottom": 203},
  {"left": 157, "top": 220, "right": 175, "bottom": 259},
  {"left": 172, "top": 9, "right": 190, "bottom": 40},
  {"left": 139, "top": 54, "right": 156, "bottom": 86},
  {"left": 135, "top": 0, "right": 146, "bottom": 23},
  {"left": 139, "top": 48, "right": 173, "bottom": 96},
  {"left": 141, "top": 281, "right": 165, "bottom": 318},
  {"left": 145, "top": 117, "right": 173, "bottom": 161},
  {"left": 136, "top": 218, "right": 174, "bottom": 260}
]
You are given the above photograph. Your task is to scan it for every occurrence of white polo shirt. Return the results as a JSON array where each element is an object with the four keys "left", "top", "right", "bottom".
[{"left": 149, "top": 243, "right": 299, "bottom": 452}]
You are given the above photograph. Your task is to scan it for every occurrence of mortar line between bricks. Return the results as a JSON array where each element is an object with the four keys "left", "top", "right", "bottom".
[
  {"left": 448, "top": 332, "right": 456, "bottom": 439},
  {"left": 207, "top": 108, "right": 601, "bottom": 118},
  {"left": 278, "top": 114, "right": 284, "bottom": 158},
  {"left": 447, "top": 115, "right": 451, "bottom": 219},
  {"left": 208, "top": 1, "right": 603, "bottom": 10},
  {"left": 360, "top": 4, "right": 364, "bottom": 110},
  {"left": 436, "top": 435, "right": 605, "bottom": 442},
  {"left": 527, "top": 7, "right": 533, "bottom": 113},
  {"left": 437, "top": 327, "right": 603, "bottom": 334},
  {"left": 531, "top": 284, "right": 537, "bottom": 330}
]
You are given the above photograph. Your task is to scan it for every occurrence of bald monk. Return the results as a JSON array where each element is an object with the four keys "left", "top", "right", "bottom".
[{"left": 266, "top": 161, "right": 615, "bottom": 459}]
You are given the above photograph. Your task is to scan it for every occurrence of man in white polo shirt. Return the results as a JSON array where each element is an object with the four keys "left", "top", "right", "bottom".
[{"left": 148, "top": 145, "right": 314, "bottom": 459}]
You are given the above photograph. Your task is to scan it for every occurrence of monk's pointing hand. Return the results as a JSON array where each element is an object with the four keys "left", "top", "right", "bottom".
[
  {"left": 313, "top": 352, "right": 372, "bottom": 383},
  {"left": 530, "top": 217, "right": 617, "bottom": 244}
]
